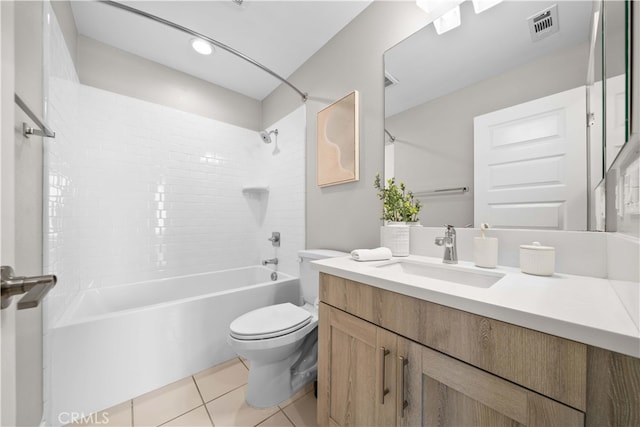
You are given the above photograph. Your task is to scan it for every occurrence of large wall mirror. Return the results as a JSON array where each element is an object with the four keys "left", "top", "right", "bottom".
[{"left": 384, "top": 0, "right": 630, "bottom": 231}]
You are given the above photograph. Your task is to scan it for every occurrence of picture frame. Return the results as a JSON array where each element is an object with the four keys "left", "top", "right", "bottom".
[{"left": 317, "top": 90, "right": 359, "bottom": 187}]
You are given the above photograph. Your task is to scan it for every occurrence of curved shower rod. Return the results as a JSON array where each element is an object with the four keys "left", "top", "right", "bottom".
[{"left": 100, "top": 0, "right": 308, "bottom": 102}]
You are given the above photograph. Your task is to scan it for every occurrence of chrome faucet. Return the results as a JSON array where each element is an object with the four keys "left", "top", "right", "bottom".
[
  {"left": 262, "top": 258, "right": 278, "bottom": 266},
  {"left": 435, "top": 225, "right": 457, "bottom": 264}
]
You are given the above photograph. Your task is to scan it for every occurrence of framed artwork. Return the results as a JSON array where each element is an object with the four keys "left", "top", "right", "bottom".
[{"left": 317, "top": 90, "right": 359, "bottom": 187}]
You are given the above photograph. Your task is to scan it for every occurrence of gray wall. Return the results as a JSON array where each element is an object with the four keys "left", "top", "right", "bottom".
[
  {"left": 49, "top": 0, "right": 77, "bottom": 67},
  {"left": 50, "top": 1, "right": 262, "bottom": 130},
  {"left": 262, "top": 1, "right": 429, "bottom": 252},
  {"left": 77, "top": 36, "right": 262, "bottom": 131},
  {"left": 387, "top": 42, "right": 589, "bottom": 228}
]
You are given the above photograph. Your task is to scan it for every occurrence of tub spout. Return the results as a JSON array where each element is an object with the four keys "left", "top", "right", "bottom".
[{"left": 262, "top": 258, "right": 278, "bottom": 266}]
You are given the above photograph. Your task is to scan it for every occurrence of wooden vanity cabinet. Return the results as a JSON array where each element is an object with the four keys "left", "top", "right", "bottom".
[
  {"left": 318, "top": 273, "right": 639, "bottom": 426},
  {"left": 318, "top": 303, "right": 583, "bottom": 427}
]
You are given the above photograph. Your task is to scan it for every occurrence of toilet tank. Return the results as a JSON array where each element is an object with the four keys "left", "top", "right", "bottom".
[{"left": 298, "top": 249, "right": 348, "bottom": 305}]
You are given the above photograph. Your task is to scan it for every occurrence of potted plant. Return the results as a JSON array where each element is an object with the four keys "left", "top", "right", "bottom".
[
  {"left": 374, "top": 173, "right": 422, "bottom": 256},
  {"left": 374, "top": 173, "right": 422, "bottom": 224}
]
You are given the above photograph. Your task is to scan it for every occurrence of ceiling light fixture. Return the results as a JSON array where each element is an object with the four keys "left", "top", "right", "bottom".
[
  {"left": 191, "top": 38, "right": 213, "bottom": 55},
  {"left": 434, "top": 6, "right": 461, "bottom": 34},
  {"left": 416, "top": 0, "right": 463, "bottom": 35},
  {"left": 471, "top": 0, "right": 503, "bottom": 14},
  {"left": 417, "top": 0, "right": 504, "bottom": 35}
]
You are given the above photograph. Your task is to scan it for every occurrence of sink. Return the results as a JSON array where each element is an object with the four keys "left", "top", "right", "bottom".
[{"left": 375, "top": 260, "right": 504, "bottom": 288}]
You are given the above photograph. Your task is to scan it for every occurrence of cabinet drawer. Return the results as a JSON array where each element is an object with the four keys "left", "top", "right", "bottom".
[{"left": 320, "top": 273, "right": 587, "bottom": 411}]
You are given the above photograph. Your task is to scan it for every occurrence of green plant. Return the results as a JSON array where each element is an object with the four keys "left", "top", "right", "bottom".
[{"left": 374, "top": 173, "right": 422, "bottom": 223}]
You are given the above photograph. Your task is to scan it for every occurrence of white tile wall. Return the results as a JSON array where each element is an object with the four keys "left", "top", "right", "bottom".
[
  {"left": 43, "top": 6, "right": 306, "bottom": 325},
  {"left": 260, "top": 106, "right": 307, "bottom": 280}
]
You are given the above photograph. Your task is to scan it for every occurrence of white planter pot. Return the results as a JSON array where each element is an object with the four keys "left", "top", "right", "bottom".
[{"left": 380, "top": 223, "right": 410, "bottom": 257}]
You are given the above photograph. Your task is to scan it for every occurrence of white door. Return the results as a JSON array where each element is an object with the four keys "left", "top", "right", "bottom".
[
  {"left": 605, "top": 73, "right": 627, "bottom": 169},
  {"left": 1, "top": 1, "right": 17, "bottom": 425},
  {"left": 474, "top": 86, "right": 587, "bottom": 230}
]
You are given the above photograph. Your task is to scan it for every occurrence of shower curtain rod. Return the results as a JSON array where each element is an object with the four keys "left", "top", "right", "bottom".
[
  {"left": 100, "top": 1, "right": 308, "bottom": 102},
  {"left": 384, "top": 128, "right": 396, "bottom": 143}
]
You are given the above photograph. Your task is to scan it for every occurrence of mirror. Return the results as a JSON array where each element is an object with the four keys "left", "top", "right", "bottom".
[
  {"left": 384, "top": 0, "right": 627, "bottom": 230},
  {"left": 603, "top": 0, "right": 629, "bottom": 167}
]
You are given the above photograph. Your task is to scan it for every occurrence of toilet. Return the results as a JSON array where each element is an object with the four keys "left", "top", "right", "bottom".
[{"left": 228, "top": 249, "right": 347, "bottom": 408}]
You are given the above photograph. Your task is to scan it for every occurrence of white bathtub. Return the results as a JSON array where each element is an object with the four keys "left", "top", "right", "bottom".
[{"left": 46, "top": 266, "right": 300, "bottom": 425}]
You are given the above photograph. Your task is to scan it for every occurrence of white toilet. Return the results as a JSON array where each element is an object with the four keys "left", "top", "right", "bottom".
[{"left": 228, "top": 249, "right": 346, "bottom": 408}]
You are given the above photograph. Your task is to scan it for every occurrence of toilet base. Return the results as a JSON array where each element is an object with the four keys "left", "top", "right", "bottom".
[
  {"left": 245, "top": 355, "right": 297, "bottom": 408},
  {"left": 244, "top": 328, "right": 318, "bottom": 408}
]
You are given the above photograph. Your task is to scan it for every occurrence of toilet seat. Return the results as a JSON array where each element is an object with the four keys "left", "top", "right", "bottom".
[{"left": 230, "top": 303, "right": 312, "bottom": 340}]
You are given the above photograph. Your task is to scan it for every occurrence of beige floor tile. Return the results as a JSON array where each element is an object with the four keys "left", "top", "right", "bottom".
[
  {"left": 256, "top": 411, "right": 294, "bottom": 427},
  {"left": 277, "top": 383, "right": 314, "bottom": 409},
  {"left": 206, "top": 385, "right": 279, "bottom": 427},
  {"left": 68, "top": 400, "right": 132, "bottom": 427},
  {"left": 194, "top": 358, "right": 249, "bottom": 403},
  {"left": 133, "top": 377, "right": 202, "bottom": 427},
  {"left": 160, "top": 406, "right": 213, "bottom": 427},
  {"left": 282, "top": 392, "right": 317, "bottom": 427}
]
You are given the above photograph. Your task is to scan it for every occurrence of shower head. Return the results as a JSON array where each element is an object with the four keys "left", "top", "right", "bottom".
[{"left": 259, "top": 129, "right": 278, "bottom": 144}]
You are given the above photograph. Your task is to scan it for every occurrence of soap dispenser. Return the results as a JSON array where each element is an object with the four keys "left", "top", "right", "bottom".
[{"left": 474, "top": 223, "right": 498, "bottom": 268}]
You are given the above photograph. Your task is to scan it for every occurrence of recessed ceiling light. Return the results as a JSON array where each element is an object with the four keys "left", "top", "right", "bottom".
[
  {"left": 471, "top": 0, "right": 503, "bottom": 14},
  {"left": 191, "top": 38, "right": 213, "bottom": 55},
  {"left": 434, "top": 6, "right": 461, "bottom": 35}
]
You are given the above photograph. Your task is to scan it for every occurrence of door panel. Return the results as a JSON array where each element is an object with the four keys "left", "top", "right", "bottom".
[
  {"left": 605, "top": 73, "right": 626, "bottom": 168},
  {"left": 474, "top": 86, "right": 587, "bottom": 230},
  {"left": 420, "top": 346, "right": 584, "bottom": 426},
  {"left": 397, "top": 337, "right": 422, "bottom": 427},
  {"left": 1, "top": 1, "right": 17, "bottom": 425},
  {"left": 423, "top": 376, "right": 525, "bottom": 427},
  {"left": 319, "top": 303, "right": 378, "bottom": 427},
  {"left": 318, "top": 304, "right": 396, "bottom": 427}
]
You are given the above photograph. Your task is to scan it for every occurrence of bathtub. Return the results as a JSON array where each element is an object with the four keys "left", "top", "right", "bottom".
[{"left": 46, "top": 266, "right": 300, "bottom": 425}]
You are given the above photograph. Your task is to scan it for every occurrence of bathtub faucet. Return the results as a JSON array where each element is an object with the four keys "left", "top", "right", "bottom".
[{"left": 262, "top": 258, "right": 278, "bottom": 266}]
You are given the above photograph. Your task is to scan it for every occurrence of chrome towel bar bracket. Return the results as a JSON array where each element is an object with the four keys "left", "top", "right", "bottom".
[{"left": 14, "top": 94, "right": 56, "bottom": 139}]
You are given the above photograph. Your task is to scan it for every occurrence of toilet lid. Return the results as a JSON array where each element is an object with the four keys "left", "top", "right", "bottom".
[{"left": 230, "top": 303, "right": 312, "bottom": 340}]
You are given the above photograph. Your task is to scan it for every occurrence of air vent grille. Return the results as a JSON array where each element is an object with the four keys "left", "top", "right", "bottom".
[{"left": 527, "top": 4, "right": 559, "bottom": 42}]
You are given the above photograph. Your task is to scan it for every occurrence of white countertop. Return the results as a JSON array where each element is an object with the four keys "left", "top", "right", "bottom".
[{"left": 312, "top": 255, "right": 640, "bottom": 358}]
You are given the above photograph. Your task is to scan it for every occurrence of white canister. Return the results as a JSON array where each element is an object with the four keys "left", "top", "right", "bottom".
[
  {"left": 380, "top": 223, "right": 410, "bottom": 257},
  {"left": 474, "top": 237, "right": 498, "bottom": 268},
  {"left": 520, "top": 242, "right": 555, "bottom": 276}
]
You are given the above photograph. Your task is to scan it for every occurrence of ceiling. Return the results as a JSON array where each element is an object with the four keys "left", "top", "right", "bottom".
[
  {"left": 385, "top": 0, "right": 593, "bottom": 117},
  {"left": 70, "top": 1, "right": 372, "bottom": 101}
]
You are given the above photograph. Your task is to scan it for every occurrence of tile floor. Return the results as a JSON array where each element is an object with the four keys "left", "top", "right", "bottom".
[{"left": 70, "top": 358, "right": 317, "bottom": 427}]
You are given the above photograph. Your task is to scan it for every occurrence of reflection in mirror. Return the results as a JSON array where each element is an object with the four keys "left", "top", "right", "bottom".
[
  {"left": 385, "top": 1, "right": 599, "bottom": 230},
  {"left": 604, "top": 0, "right": 628, "bottom": 168},
  {"left": 587, "top": 1, "right": 605, "bottom": 230}
]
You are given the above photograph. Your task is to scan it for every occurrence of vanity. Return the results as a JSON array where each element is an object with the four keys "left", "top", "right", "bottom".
[{"left": 313, "top": 255, "right": 639, "bottom": 426}]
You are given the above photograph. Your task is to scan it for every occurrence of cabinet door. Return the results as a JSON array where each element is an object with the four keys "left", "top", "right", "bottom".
[
  {"left": 421, "top": 346, "right": 584, "bottom": 426},
  {"left": 396, "top": 337, "right": 423, "bottom": 427},
  {"left": 318, "top": 303, "right": 396, "bottom": 427}
]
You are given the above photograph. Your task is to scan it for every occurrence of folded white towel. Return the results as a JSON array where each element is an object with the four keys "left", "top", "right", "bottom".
[{"left": 351, "top": 247, "right": 393, "bottom": 262}]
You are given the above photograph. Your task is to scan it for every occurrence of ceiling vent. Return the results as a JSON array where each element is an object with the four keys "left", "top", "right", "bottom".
[
  {"left": 527, "top": 4, "right": 559, "bottom": 42},
  {"left": 384, "top": 70, "right": 399, "bottom": 88}
]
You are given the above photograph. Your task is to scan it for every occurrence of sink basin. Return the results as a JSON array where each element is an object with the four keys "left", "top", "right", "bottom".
[{"left": 375, "top": 260, "right": 504, "bottom": 288}]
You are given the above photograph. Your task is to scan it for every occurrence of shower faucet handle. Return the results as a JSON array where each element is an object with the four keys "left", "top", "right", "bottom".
[{"left": 268, "top": 232, "right": 281, "bottom": 247}]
